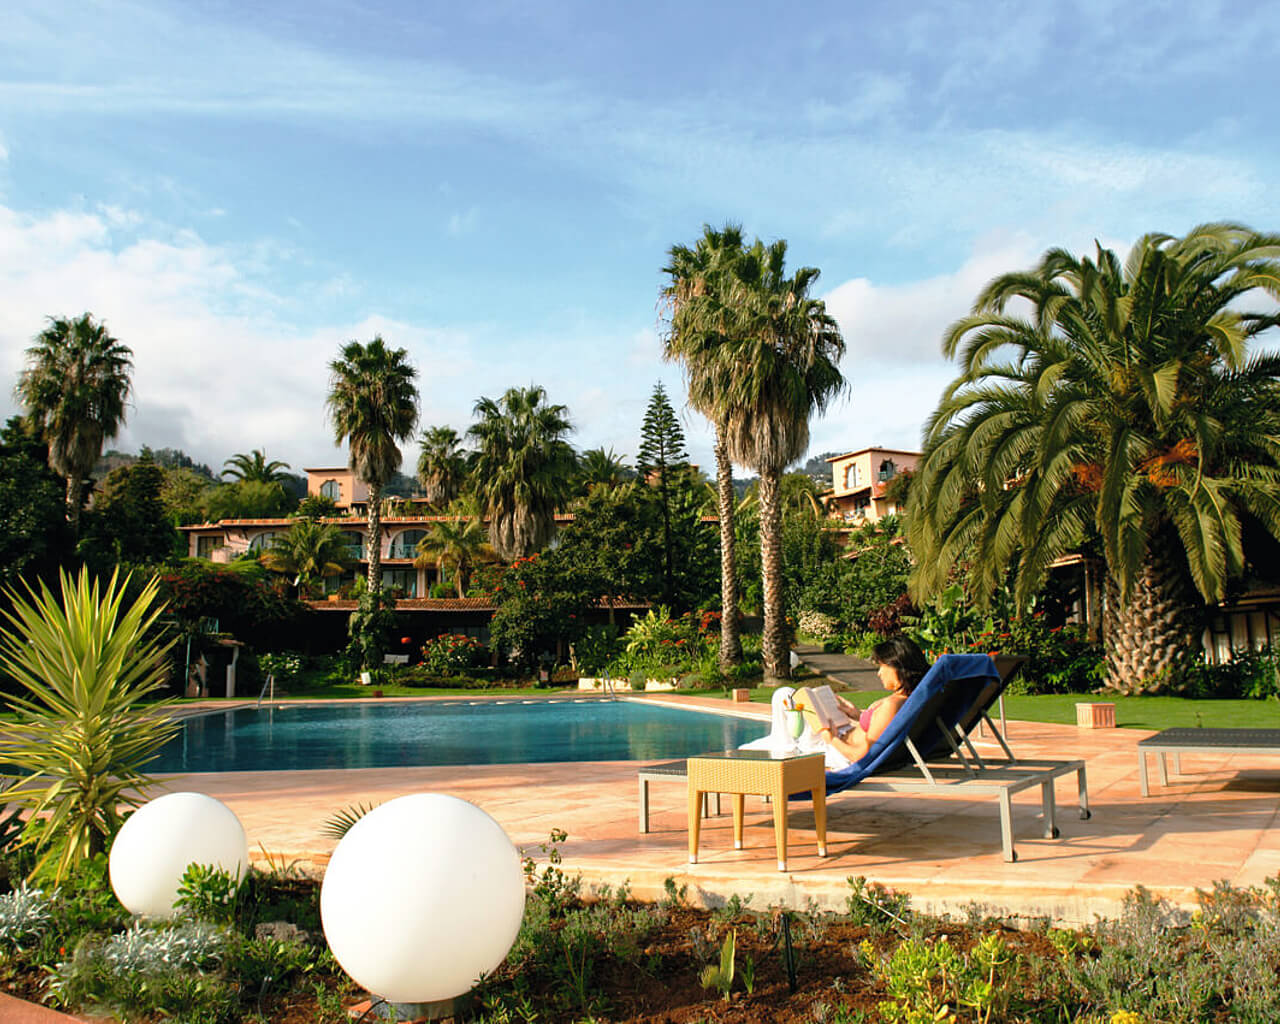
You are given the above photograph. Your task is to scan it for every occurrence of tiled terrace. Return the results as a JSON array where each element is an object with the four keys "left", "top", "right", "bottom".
[{"left": 162, "top": 695, "right": 1280, "bottom": 927}]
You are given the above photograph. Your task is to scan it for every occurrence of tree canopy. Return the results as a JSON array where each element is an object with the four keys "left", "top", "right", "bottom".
[{"left": 908, "top": 223, "right": 1280, "bottom": 692}]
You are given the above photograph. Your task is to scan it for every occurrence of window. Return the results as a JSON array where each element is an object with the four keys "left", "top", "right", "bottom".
[
  {"left": 248, "top": 531, "right": 279, "bottom": 552},
  {"left": 320, "top": 479, "right": 341, "bottom": 501},
  {"left": 389, "top": 529, "right": 426, "bottom": 559},
  {"left": 338, "top": 530, "right": 365, "bottom": 560},
  {"left": 878, "top": 459, "right": 896, "bottom": 482},
  {"left": 384, "top": 568, "right": 418, "bottom": 597},
  {"left": 196, "top": 534, "right": 224, "bottom": 559}
]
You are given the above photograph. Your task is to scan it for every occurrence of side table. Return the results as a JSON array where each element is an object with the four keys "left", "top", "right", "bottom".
[{"left": 687, "top": 750, "right": 826, "bottom": 871}]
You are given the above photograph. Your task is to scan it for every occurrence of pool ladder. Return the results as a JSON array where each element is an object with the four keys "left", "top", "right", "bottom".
[
  {"left": 256, "top": 673, "right": 275, "bottom": 708},
  {"left": 602, "top": 672, "right": 619, "bottom": 701}
]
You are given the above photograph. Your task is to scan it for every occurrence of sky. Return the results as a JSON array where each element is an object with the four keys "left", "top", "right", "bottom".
[{"left": 1, "top": 0, "right": 1278, "bottom": 482}]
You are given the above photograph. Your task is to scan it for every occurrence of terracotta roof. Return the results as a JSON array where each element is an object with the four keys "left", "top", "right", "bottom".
[
  {"left": 309, "top": 597, "right": 497, "bottom": 611},
  {"left": 824, "top": 447, "right": 922, "bottom": 462},
  {"left": 306, "top": 595, "right": 652, "bottom": 612}
]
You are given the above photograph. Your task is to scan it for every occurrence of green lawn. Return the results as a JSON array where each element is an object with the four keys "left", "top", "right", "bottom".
[
  {"left": 182, "top": 676, "right": 1280, "bottom": 731},
  {"left": 779, "top": 687, "right": 1280, "bottom": 730}
]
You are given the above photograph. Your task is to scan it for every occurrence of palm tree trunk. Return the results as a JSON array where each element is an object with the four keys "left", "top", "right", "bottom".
[
  {"left": 658, "top": 469, "right": 673, "bottom": 606},
  {"left": 65, "top": 475, "right": 82, "bottom": 538},
  {"left": 1102, "top": 543, "right": 1201, "bottom": 694},
  {"left": 758, "top": 469, "right": 789, "bottom": 683},
  {"left": 715, "top": 429, "right": 742, "bottom": 668},
  {"left": 366, "top": 483, "right": 383, "bottom": 594}
]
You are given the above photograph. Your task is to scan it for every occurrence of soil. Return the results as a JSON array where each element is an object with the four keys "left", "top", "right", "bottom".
[{"left": 3, "top": 905, "right": 1064, "bottom": 1024}]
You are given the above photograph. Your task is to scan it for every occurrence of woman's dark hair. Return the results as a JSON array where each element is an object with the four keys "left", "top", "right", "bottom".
[{"left": 871, "top": 635, "right": 930, "bottom": 695}]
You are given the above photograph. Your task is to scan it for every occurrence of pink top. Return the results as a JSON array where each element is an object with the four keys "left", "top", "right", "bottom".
[{"left": 858, "top": 706, "right": 874, "bottom": 732}]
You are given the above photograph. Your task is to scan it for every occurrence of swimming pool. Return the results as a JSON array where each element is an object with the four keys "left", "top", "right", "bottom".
[{"left": 153, "top": 699, "right": 768, "bottom": 772}]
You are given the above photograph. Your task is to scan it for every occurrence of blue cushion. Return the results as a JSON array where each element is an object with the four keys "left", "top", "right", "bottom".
[{"left": 823, "top": 654, "right": 999, "bottom": 794}]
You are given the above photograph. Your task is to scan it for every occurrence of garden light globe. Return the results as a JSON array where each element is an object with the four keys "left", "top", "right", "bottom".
[
  {"left": 109, "top": 792, "right": 248, "bottom": 918},
  {"left": 320, "top": 793, "right": 526, "bottom": 1007}
]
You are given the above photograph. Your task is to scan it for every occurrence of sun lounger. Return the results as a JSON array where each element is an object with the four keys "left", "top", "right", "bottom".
[
  {"left": 822, "top": 654, "right": 1091, "bottom": 862},
  {"left": 638, "top": 760, "right": 721, "bottom": 833},
  {"left": 1137, "top": 728, "right": 1280, "bottom": 796}
]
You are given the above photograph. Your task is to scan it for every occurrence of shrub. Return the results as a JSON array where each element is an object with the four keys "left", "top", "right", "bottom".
[
  {"left": 1183, "top": 648, "right": 1280, "bottom": 699},
  {"left": 257, "top": 651, "right": 304, "bottom": 688},
  {"left": 0, "top": 568, "right": 179, "bottom": 882},
  {"left": 797, "top": 609, "right": 840, "bottom": 640},
  {"left": 0, "top": 883, "right": 54, "bottom": 949},
  {"left": 420, "top": 633, "right": 485, "bottom": 674}
]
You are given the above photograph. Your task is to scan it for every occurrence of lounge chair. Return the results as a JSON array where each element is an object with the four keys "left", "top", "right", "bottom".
[{"left": 820, "top": 654, "right": 1091, "bottom": 862}]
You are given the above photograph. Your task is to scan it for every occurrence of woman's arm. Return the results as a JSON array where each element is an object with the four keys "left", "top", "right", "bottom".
[{"left": 817, "top": 695, "right": 904, "bottom": 763}]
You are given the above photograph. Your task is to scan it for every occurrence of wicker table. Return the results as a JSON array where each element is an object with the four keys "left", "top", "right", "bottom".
[
  {"left": 687, "top": 750, "right": 826, "bottom": 871},
  {"left": 1138, "top": 728, "right": 1280, "bottom": 796}
]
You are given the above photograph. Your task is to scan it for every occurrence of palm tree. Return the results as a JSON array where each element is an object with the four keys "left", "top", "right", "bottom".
[
  {"left": 414, "top": 516, "right": 496, "bottom": 597},
  {"left": 14, "top": 313, "right": 133, "bottom": 537},
  {"left": 576, "top": 446, "right": 630, "bottom": 494},
  {"left": 667, "top": 232, "right": 846, "bottom": 681},
  {"left": 221, "top": 449, "right": 291, "bottom": 483},
  {"left": 416, "top": 426, "right": 469, "bottom": 508},
  {"left": 908, "top": 223, "right": 1280, "bottom": 693},
  {"left": 661, "top": 224, "right": 749, "bottom": 669},
  {"left": 262, "top": 520, "right": 355, "bottom": 596},
  {"left": 468, "top": 385, "right": 576, "bottom": 561},
  {"left": 326, "top": 336, "right": 420, "bottom": 594},
  {"left": 725, "top": 241, "right": 846, "bottom": 681}
]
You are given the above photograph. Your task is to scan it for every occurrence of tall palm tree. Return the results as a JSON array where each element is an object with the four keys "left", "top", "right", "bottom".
[
  {"left": 15, "top": 313, "right": 133, "bottom": 537},
  {"left": 468, "top": 385, "right": 576, "bottom": 561},
  {"left": 661, "top": 224, "right": 749, "bottom": 669},
  {"left": 221, "top": 449, "right": 291, "bottom": 483},
  {"left": 414, "top": 516, "right": 497, "bottom": 597},
  {"left": 908, "top": 223, "right": 1280, "bottom": 693},
  {"left": 415, "top": 426, "right": 469, "bottom": 507},
  {"left": 326, "top": 336, "right": 420, "bottom": 594},
  {"left": 667, "top": 232, "right": 847, "bottom": 681},
  {"left": 262, "top": 520, "right": 355, "bottom": 596},
  {"left": 719, "top": 240, "right": 846, "bottom": 681}
]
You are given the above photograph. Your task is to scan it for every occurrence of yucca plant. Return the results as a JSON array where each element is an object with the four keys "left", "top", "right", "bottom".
[{"left": 0, "top": 567, "right": 179, "bottom": 883}]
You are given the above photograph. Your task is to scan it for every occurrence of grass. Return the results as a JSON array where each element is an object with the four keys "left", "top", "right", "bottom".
[{"left": 781, "top": 686, "right": 1280, "bottom": 729}]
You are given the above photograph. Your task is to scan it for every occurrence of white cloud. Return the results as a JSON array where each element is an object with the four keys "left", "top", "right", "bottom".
[{"left": 823, "top": 231, "right": 1042, "bottom": 364}]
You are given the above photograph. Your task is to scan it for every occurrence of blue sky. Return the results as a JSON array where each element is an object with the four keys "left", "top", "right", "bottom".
[{"left": 2, "top": 0, "right": 1277, "bottom": 479}]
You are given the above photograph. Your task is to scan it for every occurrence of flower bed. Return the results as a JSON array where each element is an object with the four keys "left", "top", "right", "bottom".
[{"left": 4, "top": 838, "right": 1280, "bottom": 1023}]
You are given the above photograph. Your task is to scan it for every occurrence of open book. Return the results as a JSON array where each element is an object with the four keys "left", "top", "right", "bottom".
[{"left": 793, "top": 685, "right": 855, "bottom": 737}]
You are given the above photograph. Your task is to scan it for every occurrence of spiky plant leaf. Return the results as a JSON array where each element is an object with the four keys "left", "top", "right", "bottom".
[{"left": 0, "top": 567, "right": 178, "bottom": 883}]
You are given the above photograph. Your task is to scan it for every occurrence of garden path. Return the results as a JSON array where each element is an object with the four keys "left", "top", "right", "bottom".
[{"left": 792, "top": 642, "right": 881, "bottom": 690}]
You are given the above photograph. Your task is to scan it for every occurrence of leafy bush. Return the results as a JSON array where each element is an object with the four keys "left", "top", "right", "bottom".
[
  {"left": 420, "top": 632, "right": 485, "bottom": 674},
  {"left": 345, "top": 588, "right": 397, "bottom": 672},
  {"left": 46, "top": 920, "right": 232, "bottom": 1020},
  {"left": 0, "top": 568, "right": 179, "bottom": 882},
  {"left": 0, "top": 883, "right": 54, "bottom": 949},
  {"left": 175, "top": 863, "right": 244, "bottom": 925},
  {"left": 606, "top": 607, "right": 719, "bottom": 680},
  {"left": 394, "top": 665, "right": 498, "bottom": 689},
  {"left": 570, "top": 624, "right": 623, "bottom": 676},
  {"left": 797, "top": 609, "right": 840, "bottom": 640},
  {"left": 257, "top": 651, "right": 304, "bottom": 689},
  {"left": 972, "top": 618, "right": 1106, "bottom": 695},
  {"left": 1184, "top": 648, "right": 1280, "bottom": 700}
]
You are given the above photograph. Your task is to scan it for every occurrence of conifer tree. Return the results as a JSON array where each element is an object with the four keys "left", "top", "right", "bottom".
[{"left": 636, "top": 383, "right": 690, "bottom": 606}]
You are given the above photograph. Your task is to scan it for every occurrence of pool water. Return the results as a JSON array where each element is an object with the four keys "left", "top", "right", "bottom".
[{"left": 153, "top": 699, "right": 767, "bottom": 773}]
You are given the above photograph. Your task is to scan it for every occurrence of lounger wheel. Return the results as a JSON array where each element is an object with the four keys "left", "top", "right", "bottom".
[
  {"left": 1080, "top": 809, "right": 1091, "bottom": 820},
  {"left": 1050, "top": 826, "right": 1060, "bottom": 839},
  {"left": 1009, "top": 850, "right": 1018, "bottom": 862}
]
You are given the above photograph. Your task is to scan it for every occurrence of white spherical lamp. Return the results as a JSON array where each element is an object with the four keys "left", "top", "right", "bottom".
[
  {"left": 320, "top": 793, "right": 526, "bottom": 1010},
  {"left": 109, "top": 792, "right": 248, "bottom": 918}
]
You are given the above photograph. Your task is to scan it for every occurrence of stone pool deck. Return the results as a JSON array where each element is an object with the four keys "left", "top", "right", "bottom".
[{"left": 160, "top": 694, "right": 1280, "bottom": 927}]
